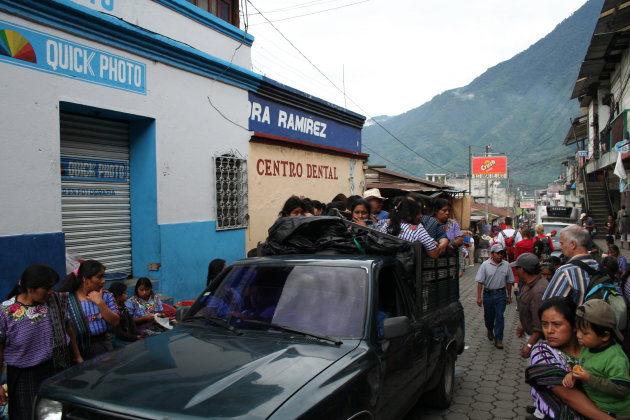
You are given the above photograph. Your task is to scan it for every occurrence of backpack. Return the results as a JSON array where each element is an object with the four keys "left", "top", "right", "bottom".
[
  {"left": 500, "top": 229, "right": 518, "bottom": 262},
  {"left": 571, "top": 260, "right": 627, "bottom": 330},
  {"left": 533, "top": 236, "right": 550, "bottom": 259}
]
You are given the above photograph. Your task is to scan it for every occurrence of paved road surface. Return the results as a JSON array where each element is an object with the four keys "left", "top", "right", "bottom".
[{"left": 405, "top": 264, "right": 532, "bottom": 419}]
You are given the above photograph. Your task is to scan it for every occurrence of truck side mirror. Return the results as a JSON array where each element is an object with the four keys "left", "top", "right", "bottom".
[
  {"left": 176, "top": 306, "right": 190, "bottom": 322},
  {"left": 383, "top": 316, "right": 410, "bottom": 339}
]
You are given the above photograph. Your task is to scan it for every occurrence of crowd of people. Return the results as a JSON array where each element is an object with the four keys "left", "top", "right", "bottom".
[
  {"left": 8, "top": 189, "right": 630, "bottom": 418},
  {"left": 475, "top": 223, "right": 630, "bottom": 419},
  {"left": 0, "top": 261, "right": 172, "bottom": 418},
  {"left": 274, "top": 189, "right": 465, "bottom": 260}
]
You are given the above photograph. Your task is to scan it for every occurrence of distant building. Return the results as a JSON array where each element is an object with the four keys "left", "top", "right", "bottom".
[{"left": 438, "top": 174, "right": 515, "bottom": 209}]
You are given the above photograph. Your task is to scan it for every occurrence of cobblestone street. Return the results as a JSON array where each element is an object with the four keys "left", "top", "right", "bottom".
[{"left": 406, "top": 264, "right": 532, "bottom": 420}]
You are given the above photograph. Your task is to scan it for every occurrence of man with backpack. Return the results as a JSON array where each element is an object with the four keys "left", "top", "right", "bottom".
[
  {"left": 496, "top": 217, "right": 522, "bottom": 262},
  {"left": 542, "top": 225, "right": 600, "bottom": 305},
  {"left": 533, "top": 224, "right": 554, "bottom": 260}
]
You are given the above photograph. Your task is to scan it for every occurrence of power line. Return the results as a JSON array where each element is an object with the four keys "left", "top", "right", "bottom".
[
  {"left": 250, "top": 0, "right": 369, "bottom": 25},
  {"left": 362, "top": 144, "right": 420, "bottom": 175},
  {"left": 246, "top": 0, "right": 449, "bottom": 172},
  {"left": 250, "top": 0, "right": 346, "bottom": 15}
]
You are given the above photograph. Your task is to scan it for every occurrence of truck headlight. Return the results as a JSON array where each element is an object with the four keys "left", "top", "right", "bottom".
[{"left": 35, "top": 398, "right": 63, "bottom": 420}]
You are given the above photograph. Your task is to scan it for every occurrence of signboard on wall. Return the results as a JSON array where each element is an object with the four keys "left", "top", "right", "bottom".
[
  {"left": 519, "top": 201, "right": 535, "bottom": 209},
  {"left": 471, "top": 156, "right": 507, "bottom": 178},
  {"left": 248, "top": 93, "right": 361, "bottom": 153},
  {"left": 0, "top": 19, "right": 146, "bottom": 94}
]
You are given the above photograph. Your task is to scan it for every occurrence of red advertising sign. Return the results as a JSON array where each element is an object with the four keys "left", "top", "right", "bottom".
[{"left": 472, "top": 156, "right": 507, "bottom": 178}]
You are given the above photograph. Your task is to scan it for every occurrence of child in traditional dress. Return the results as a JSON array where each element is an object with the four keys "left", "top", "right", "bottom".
[
  {"left": 126, "top": 277, "right": 166, "bottom": 337},
  {"left": 0, "top": 264, "right": 82, "bottom": 419},
  {"left": 109, "top": 282, "right": 140, "bottom": 347},
  {"left": 563, "top": 299, "right": 630, "bottom": 416}
]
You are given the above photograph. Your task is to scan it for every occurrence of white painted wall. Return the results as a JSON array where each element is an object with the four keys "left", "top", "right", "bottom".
[
  {"left": 66, "top": 0, "right": 252, "bottom": 68},
  {"left": 0, "top": 13, "right": 251, "bottom": 235}
]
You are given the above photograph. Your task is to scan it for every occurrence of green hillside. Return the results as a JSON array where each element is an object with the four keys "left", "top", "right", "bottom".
[{"left": 362, "top": 0, "right": 603, "bottom": 190}]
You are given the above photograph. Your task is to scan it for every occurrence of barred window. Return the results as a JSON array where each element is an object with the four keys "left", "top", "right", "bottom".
[{"left": 215, "top": 153, "right": 248, "bottom": 230}]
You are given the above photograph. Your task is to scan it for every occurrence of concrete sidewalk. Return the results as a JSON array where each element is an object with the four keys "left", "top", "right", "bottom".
[{"left": 406, "top": 264, "right": 532, "bottom": 420}]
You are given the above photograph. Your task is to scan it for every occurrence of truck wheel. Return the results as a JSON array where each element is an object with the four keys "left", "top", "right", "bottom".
[{"left": 423, "top": 351, "right": 455, "bottom": 409}]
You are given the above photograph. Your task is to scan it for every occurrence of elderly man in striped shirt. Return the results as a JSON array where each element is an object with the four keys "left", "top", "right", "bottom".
[{"left": 542, "top": 225, "right": 600, "bottom": 305}]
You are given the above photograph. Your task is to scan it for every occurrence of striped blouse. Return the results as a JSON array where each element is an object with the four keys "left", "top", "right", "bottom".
[
  {"left": 377, "top": 220, "right": 437, "bottom": 250},
  {"left": 80, "top": 291, "right": 119, "bottom": 336},
  {"left": 529, "top": 342, "right": 581, "bottom": 419},
  {"left": 0, "top": 297, "right": 53, "bottom": 367}
]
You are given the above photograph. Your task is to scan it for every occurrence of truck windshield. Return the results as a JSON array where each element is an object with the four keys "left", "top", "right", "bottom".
[{"left": 189, "top": 265, "right": 368, "bottom": 338}]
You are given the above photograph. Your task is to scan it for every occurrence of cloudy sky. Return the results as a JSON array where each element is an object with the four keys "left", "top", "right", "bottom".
[{"left": 245, "top": 0, "right": 589, "bottom": 118}]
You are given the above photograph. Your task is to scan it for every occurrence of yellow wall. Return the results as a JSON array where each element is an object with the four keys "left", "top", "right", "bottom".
[{"left": 247, "top": 142, "right": 366, "bottom": 251}]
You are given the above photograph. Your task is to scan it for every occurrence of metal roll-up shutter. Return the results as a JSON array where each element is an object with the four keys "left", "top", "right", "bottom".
[{"left": 60, "top": 112, "right": 132, "bottom": 274}]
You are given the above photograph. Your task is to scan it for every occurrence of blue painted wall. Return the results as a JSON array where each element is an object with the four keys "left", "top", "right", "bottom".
[
  {"left": 159, "top": 221, "right": 245, "bottom": 302},
  {"left": 0, "top": 233, "right": 66, "bottom": 299},
  {"left": 129, "top": 119, "right": 161, "bottom": 282}
]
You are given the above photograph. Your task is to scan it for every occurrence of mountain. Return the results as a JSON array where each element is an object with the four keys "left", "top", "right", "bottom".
[
  {"left": 364, "top": 115, "right": 392, "bottom": 127},
  {"left": 362, "top": 0, "right": 603, "bottom": 190}
]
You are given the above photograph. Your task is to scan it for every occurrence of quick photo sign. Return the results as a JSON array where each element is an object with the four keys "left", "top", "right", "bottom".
[{"left": 0, "top": 19, "right": 146, "bottom": 94}]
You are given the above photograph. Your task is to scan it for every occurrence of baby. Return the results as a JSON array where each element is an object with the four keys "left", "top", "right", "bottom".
[{"left": 563, "top": 299, "right": 630, "bottom": 416}]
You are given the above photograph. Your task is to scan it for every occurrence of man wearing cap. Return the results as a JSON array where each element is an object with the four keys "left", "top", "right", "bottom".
[
  {"left": 512, "top": 253, "right": 548, "bottom": 358},
  {"left": 363, "top": 189, "right": 389, "bottom": 221},
  {"left": 476, "top": 243, "right": 515, "bottom": 349},
  {"left": 543, "top": 225, "right": 600, "bottom": 305}
]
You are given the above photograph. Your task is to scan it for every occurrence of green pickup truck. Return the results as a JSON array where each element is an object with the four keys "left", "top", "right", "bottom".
[{"left": 35, "top": 217, "right": 465, "bottom": 420}]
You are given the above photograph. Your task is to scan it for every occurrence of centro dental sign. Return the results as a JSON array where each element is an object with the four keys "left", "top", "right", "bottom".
[{"left": 0, "top": 19, "right": 146, "bottom": 94}]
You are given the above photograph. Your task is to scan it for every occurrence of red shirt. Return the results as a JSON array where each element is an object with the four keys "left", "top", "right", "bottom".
[{"left": 515, "top": 238, "right": 536, "bottom": 258}]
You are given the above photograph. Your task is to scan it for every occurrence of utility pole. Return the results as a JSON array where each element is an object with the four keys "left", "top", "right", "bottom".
[
  {"left": 485, "top": 144, "right": 491, "bottom": 223},
  {"left": 505, "top": 156, "right": 510, "bottom": 216},
  {"left": 468, "top": 145, "right": 472, "bottom": 196}
]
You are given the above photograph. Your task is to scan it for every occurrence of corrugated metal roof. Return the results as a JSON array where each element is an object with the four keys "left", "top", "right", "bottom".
[
  {"left": 470, "top": 203, "right": 516, "bottom": 218},
  {"left": 368, "top": 167, "right": 454, "bottom": 189},
  {"left": 571, "top": 1, "right": 630, "bottom": 99},
  {"left": 563, "top": 114, "right": 588, "bottom": 145}
]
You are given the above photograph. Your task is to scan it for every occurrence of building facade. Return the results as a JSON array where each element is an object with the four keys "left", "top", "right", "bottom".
[
  {"left": 0, "top": 0, "right": 364, "bottom": 300},
  {"left": 246, "top": 83, "right": 366, "bottom": 250},
  {"left": 563, "top": 0, "right": 630, "bottom": 223}
]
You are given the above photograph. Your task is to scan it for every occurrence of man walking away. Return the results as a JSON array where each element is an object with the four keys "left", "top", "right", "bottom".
[
  {"left": 476, "top": 244, "right": 515, "bottom": 349},
  {"left": 512, "top": 253, "right": 548, "bottom": 359},
  {"left": 617, "top": 205, "right": 626, "bottom": 226},
  {"left": 542, "top": 225, "right": 600, "bottom": 305},
  {"left": 496, "top": 217, "right": 522, "bottom": 262}
]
